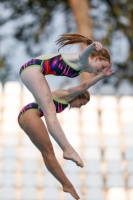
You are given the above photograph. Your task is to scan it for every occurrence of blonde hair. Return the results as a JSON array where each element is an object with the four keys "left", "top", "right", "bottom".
[
  {"left": 69, "top": 90, "right": 90, "bottom": 110},
  {"left": 77, "top": 90, "right": 90, "bottom": 102},
  {"left": 56, "top": 33, "right": 111, "bottom": 62}
]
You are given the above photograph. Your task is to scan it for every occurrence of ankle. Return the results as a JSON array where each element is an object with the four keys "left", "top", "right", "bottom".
[
  {"left": 63, "top": 183, "right": 73, "bottom": 189},
  {"left": 63, "top": 145, "right": 74, "bottom": 154}
]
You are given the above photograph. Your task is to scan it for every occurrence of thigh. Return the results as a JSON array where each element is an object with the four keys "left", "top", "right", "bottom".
[
  {"left": 20, "top": 109, "right": 54, "bottom": 153},
  {"left": 20, "top": 67, "right": 55, "bottom": 116}
]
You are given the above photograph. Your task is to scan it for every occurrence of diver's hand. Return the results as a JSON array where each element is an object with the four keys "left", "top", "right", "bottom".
[
  {"left": 102, "top": 67, "right": 115, "bottom": 77},
  {"left": 92, "top": 41, "right": 103, "bottom": 51}
]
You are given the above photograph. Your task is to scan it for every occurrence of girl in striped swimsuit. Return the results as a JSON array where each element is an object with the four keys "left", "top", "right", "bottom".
[
  {"left": 19, "top": 33, "right": 112, "bottom": 167},
  {"left": 18, "top": 67, "right": 114, "bottom": 199}
]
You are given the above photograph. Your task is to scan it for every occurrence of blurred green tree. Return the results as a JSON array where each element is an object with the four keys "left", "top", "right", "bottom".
[
  {"left": 89, "top": 0, "right": 133, "bottom": 86},
  {"left": 0, "top": 0, "right": 133, "bottom": 86}
]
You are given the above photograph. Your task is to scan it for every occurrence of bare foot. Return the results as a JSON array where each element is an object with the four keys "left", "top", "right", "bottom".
[
  {"left": 63, "top": 184, "right": 80, "bottom": 199},
  {"left": 63, "top": 149, "right": 84, "bottom": 168}
]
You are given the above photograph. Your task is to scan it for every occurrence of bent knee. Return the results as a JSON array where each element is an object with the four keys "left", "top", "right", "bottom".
[{"left": 41, "top": 143, "right": 55, "bottom": 156}]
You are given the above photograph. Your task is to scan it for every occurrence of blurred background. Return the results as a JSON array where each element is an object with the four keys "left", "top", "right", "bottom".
[{"left": 0, "top": 0, "right": 133, "bottom": 200}]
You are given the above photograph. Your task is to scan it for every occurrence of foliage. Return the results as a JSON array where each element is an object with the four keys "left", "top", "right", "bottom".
[
  {"left": 0, "top": 0, "right": 133, "bottom": 86},
  {"left": 89, "top": 0, "right": 133, "bottom": 86},
  {"left": 0, "top": 56, "right": 11, "bottom": 84},
  {"left": 0, "top": 0, "right": 70, "bottom": 56}
]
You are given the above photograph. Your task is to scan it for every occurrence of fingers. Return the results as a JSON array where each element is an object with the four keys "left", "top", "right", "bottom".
[
  {"left": 106, "top": 71, "right": 115, "bottom": 76},
  {"left": 102, "top": 68, "right": 115, "bottom": 76},
  {"left": 93, "top": 41, "right": 103, "bottom": 51},
  {"left": 111, "top": 71, "right": 115, "bottom": 75}
]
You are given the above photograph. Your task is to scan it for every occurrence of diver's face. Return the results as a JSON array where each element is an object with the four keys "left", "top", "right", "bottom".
[
  {"left": 70, "top": 97, "right": 88, "bottom": 109},
  {"left": 88, "top": 57, "right": 111, "bottom": 75}
]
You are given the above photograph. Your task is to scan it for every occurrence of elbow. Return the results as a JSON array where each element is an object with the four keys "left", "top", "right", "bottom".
[{"left": 82, "top": 83, "right": 87, "bottom": 89}]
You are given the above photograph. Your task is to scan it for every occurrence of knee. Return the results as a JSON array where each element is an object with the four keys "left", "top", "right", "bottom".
[
  {"left": 41, "top": 143, "right": 55, "bottom": 157},
  {"left": 42, "top": 151, "right": 56, "bottom": 164}
]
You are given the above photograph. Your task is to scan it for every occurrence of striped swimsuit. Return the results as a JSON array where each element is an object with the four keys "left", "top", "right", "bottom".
[
  {"left": 18, "top": 98, "right": 69, "bottom": 124},
  {"left": 19, "top": 54, "right": 82, "bottom": 78}
]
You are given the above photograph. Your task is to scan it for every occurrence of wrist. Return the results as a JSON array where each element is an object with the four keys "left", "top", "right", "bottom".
[
  {"left": 100, "top": 73, "right": 106, "bottom": 78},
  {"left": 89, "top": 43, "right": 95, "bottom": 50}
]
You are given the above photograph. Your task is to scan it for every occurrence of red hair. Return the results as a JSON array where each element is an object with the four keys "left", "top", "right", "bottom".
[{"left": 56, "top": 33, "right": 111, "bottom": 62}]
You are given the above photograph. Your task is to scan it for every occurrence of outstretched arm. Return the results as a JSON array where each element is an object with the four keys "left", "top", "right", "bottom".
[{"left": 66, "top": 68, "right": 115, "bottom": 99}]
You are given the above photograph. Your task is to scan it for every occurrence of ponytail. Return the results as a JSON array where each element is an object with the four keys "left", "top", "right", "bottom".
[
  {"left": 55, "top": 33, "right": 93, "bottom": 51},
  {"left": 56, "top": 33, "right": 111, "bottom": 62}
]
